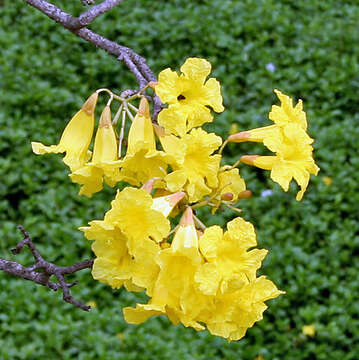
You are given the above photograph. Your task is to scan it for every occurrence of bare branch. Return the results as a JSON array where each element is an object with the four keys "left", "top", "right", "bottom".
[
  {"left": 0, "top": 225, "right": 94, "bottom": 311},
  {"left": 79, "top": 0, "right": 124, "bottom": 28},
  {"left": 23, "top": 0, "right": 162, "bottom": 119}
]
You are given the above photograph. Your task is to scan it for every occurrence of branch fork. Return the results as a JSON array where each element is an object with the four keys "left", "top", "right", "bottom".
[
  {"left": 23, "top": 0, "right": 163, "bottom": 119},
  {"left": 0, "top": 226, "right": 94, "bottom": 311}
]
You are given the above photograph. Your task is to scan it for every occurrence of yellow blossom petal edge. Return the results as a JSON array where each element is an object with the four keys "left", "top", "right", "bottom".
[
  {"left": 156, "top": 57, "right": 224, "bottom": 136},
  {"left": 105, "top": 187, "right": 171, "bottom": 244},
  {"left": 70, "top": 105, "right": 120, "bottom": 197},
  {"left": 31, "top": 92, "right": 98, "bottom": 171},
  {"left": 244, "top": 123, "right": 320, "bottom": 200},
  {"left": 160, "top": 128, "right": 222, "bottom": 202},
  {"left": 269, "top": 89, "right": 307, "bottom": 130},
  {"left": 118, "top": 98, "right": 169, "bottom": 186}
]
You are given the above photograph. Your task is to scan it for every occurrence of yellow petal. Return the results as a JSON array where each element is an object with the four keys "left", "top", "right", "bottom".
[
  {"left": 155, "top": 68, "right": 181, "bottom": 104},
  {"left": 203, "top": 77, "right": 225, "bottom": 113},
  {"left": 269, "top": 89, "right": 307, "bottom": 130},
  {"left": 32, "top": 93, "right": 98, "bottom": 171},
  {"left": 225, "top": 217, "right": 257, "bottom": 249},
  {"left": 194, "top": 262, "right": 220, "bottom": 295},
  {"left": 123, "top": 304, "right": 166, "bottom": 324},
  {"left": 156, "top": 130, "right": 186, "bottom": 164},
  {"left": 91, "top": 106, "right": 118, "bottom": 164},
  {"left": 228, "top": 125, "right": 278, "bottom": 144},
  {"left": 151, "top": 192, "right": 185, "bottom": 217},
  {"left": 253, "top": 156, "right": 277, "bottom": 170},
  {"left": 157, "top": 105, "right": 188, "bottom": 137},
  {"left": 186, "top": 103, "right": 213, "bottom": 131},
  {"left": 80, "top": 220, "right": 118, "bottom": 242},
  {"left": 127, "top": 98, "right": 156, "bottom": 155},
  {"left": 105, "top": 187, "right": 170, "bottom": 243},
  {"left": 165, "top": 170, "right": 187, "bottom": 193},
  {"left": 119, "top": 149, "right": 168, "bottom": 186},
  {"left": 180, "top": 57, "right": 211, "bottom": 85},
  {"left": 199, "top": 225, "right": 222, "bottom": 261},
  {"left": 70, "top": 165, "right": 103, "bottom": 197},
  {"left": 170, "top": 207, "right": 202, "bottom": 262}
]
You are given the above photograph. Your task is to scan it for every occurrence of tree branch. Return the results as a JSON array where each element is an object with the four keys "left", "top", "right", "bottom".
[
  {"left": 78, "top": 0, "right": 124, "bottom": 28},
  {"left": 22, "top": 0, "right": 162, "bottom": 119},
  {"left": 0, "top": 225, "right": 94, "bottom": 311}
]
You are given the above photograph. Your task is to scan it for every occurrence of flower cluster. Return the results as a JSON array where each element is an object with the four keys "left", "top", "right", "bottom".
[
  {"left": 228, "top": 89, "right": 320, "bottom": 200},
  {"left": 32, "top": 93, "right": 121, "bottom": 196},
  {"left": 123, "top": 207, "right": 283, "bottom": 341},
  {"left": 31, "top": 57, "right": 319, "bottom": 340}
]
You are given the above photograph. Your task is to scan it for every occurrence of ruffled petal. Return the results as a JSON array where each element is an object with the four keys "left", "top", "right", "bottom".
[
  {"left": 203, "top": 77, "right": 225, "bottom": 112},
  {"left": 156, "top": 68, "right": 182, "bottom": 104},
  {"left": 180, "top": 57, "right": 211, "bottom": 85}
]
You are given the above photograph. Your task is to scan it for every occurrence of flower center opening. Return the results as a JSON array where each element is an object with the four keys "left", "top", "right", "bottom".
[{"left": 177, "top": 94, "right": 186, "bottom": 101}]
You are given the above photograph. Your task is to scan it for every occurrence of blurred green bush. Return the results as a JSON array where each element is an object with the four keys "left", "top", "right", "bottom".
[{"left": 1, "top": 0, "right": 359, "bottom": 359}]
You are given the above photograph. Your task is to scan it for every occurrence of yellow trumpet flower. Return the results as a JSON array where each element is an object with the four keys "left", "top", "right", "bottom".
[
  {"left": 70, "top": 105, "right": 121, "bottom": 197},
  {"left": 118, "top": 98, "right": 169, "bottom": 186},
  {"left": 241, "top": 123, "right": 320, "bottom": 200},
  {"left": 156, "top": 57, "right": 224, "bottom": 137},
  {"left": 32, "top": 92, "right": 98, "bottom": 171}
]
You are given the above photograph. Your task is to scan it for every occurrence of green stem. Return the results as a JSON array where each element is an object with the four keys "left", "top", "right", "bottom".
[{"left": 218, "top": 139, "right": 229, "bottom": 155}]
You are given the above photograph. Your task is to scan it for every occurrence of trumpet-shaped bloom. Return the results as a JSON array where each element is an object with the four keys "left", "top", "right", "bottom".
[
  {"left": 124, "top": 208, "right": 209, "bottom": 330},
  {"left": 204, "top": 276, "right": 284, "bottom": 341},
  {"left": 228, "top": 90, "right": 306, "bottom": 144},
  {"left": 82, "top": 220, "right": 159, "bottom": 292},
  {"left": 269, "top": 89, "right": 307, "bottom": 130},
  {"left": 104, "top": 187, "right": 171, "bottom": 247},
  {"left": 159, "top": 128, "right": 222, "bottom": 202},
  {"left": 81, "top": 187, "right": 184, "bottom": 295},
  {"left": 242, "top": 123, "right": 320, "bottom": 200},
  {"left": 156, "top": 58, "right": 224, "bottom": 136},
  {"left": 32, "top": 92, "right": 98, "bottom": 171},
  {"left": 124, "top": 211, "right": 284, "bottom": 340},
  {"left": 195, "top": 217, "right": 268, "bottom": 296},
  {"left": 70, "top": 106, "right": 121, "bottom": 197},
  {"left": 89, "top": 224, "right": 137, "bottom": 290},
  {"left": 118, "top": 98, "right": 169, "bottom": 186}
]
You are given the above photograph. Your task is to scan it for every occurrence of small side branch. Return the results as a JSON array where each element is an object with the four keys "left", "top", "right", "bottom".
[
  {"left": 0, "top": 225, "right": 94, "bottom": 311},
  {"left": 79, "top": 0, "right": 124, "bottom": 28},
  {"left": 23, "top": 0, "right": 162, "bottom": 119}
]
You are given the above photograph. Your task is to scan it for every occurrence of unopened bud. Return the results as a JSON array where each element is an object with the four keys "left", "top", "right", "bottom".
[
  {"left": 82, "top": 92, "right": 99, "bottom": 115},
  {"left": 228, "top": 131, "right": 251, "bottom": 143},
  {"left": 179, "top": 207, "right": 195, "bottom": 227},
  {"left": 99, "top": 106, "right": 112, "bottom": 128},
  {"left": 138, "top": 97, "right": 150, "bottom": 118},
  {"left": 238, "top": 190, "right": 252, "bottom": 199},
  {"left": 142, "top": 178, "right": 156, "bottom": 193},
  {"left": 221, "top": 192, "right": 234, "bottom": 201},
  {"left": 240, "top": 155, "right": 259, "bottom": 166}
]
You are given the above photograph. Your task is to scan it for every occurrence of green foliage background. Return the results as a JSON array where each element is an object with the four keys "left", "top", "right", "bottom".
[{"left": 1, "top": 0, "right": 359, "bottom": 359}]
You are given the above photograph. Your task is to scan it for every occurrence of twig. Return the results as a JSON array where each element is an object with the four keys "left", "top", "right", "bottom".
[
  {"left": 22, "top": 0, "right": 163, "bottom": 120},
  {"left": 0, "top": 225, "right": 94, "bottom": 311},
  {"left": 78, "top": 0, "right": 124, "bottom": 28}
]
